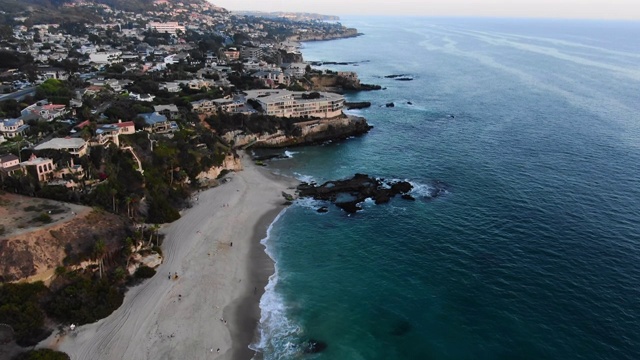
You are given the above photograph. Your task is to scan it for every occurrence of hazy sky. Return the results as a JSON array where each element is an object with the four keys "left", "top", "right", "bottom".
[{"left": 208, "top": 0, "right": 640, "bottom": 20}]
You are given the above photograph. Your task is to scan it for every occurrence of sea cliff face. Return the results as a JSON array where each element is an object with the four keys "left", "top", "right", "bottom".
[{"left": 223, "top": 116, "right": 372, "bottom": 149}]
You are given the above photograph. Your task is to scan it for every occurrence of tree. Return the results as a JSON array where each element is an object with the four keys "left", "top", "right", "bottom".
[{"left": 93, "top": 239, "right": 106, "bottom": 279}]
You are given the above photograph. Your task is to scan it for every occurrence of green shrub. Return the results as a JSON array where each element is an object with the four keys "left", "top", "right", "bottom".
[
  {"left": 45, "top": 277, "right": 124, "bottom": 325},
  {"left": 0, "top": 282, "right": 50, "bottom": 346},
  {"left": 32, "top": 213, "right": 52, "bottom": 224},
  {"left": 13, "top": 348, "right": 70, "bottom": 360},
  {"left": 134, "top": 266, "right": 156, "bottom": 279}
]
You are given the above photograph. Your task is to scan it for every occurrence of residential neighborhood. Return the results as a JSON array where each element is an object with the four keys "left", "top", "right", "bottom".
[{"left": 0, "top": 0, "right": 362, "bottom": 207}]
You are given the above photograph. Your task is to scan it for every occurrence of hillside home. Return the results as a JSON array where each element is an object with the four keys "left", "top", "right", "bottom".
[
  {"left": 34, "top": 137, "right": 88, "bottom": 157},
  {"left": 0, "top": 119, "right": 30, "bottom": 138},
  {"left": 20, "top": 155, "right": 55, "bottom": 182}
]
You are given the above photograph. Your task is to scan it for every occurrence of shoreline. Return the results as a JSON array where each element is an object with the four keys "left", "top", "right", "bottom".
[{"left": 38, "top": 152, "right": 298, "bottom": 359}]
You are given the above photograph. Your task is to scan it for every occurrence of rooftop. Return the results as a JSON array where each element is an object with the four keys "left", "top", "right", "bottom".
[{"left": 34, "top": 137, "right": 86, "bottom": 151}]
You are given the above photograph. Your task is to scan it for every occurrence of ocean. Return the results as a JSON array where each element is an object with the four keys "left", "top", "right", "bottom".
[{"left": 252, "top": 17, "right": 640, "bottom": 360}]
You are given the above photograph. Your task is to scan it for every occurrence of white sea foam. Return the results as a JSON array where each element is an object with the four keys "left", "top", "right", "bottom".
[
  {"left": 293, "top": 196, "right": 326, "bottom": 211},
  {"left": 293, "top": 172, "right": 316, "bottom": 184},
  {"left": 252, "top": 208, "right": 305, "bottom": 359},
  {"left": 284, "top": 150, "right": 298, "bottom": 158},
  {"left": 409, "top": 181, "right": 435, "bottom": 198}
]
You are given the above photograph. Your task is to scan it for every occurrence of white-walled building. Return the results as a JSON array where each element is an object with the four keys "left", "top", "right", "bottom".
[
  {"left": 243, "top": 90, "right": 344, "bottom": 119},
  {"left": 89, "top": 51, "right": 123, "bottom": 65},
  {"left": 147, "top": 22, "right": 185, "bottom": 34}
]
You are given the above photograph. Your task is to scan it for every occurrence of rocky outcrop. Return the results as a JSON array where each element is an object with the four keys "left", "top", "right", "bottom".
[
  {"left": 252, "top": 116, "right": 372, "bottom": 148},
  {"left": 196, "top": 153, "right": 243, "bottom": 186},
  {"left": 344, "top": 101, "right": 371, "bottom": 110},
  {"left": 297, "top": 174, "right": 414, "bottom": 213},
  {"left": 307, "top": 74, "right": 381, "bottom": 93}
]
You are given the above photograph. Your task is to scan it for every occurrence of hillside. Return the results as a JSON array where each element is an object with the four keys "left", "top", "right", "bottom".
[{"left": 0, "top": 0, "right": 205, "bottom": 22}]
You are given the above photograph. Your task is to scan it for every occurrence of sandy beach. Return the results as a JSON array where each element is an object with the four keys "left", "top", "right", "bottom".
[{"left": 43, "top": 153, "right": 298, "bottom": 360}]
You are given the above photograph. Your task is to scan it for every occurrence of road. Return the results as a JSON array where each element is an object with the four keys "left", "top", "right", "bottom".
[{"left": 0, "top": 87, "right": 36, "bottom": 102}]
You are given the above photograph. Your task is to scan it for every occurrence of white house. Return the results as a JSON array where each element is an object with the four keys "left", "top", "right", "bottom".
[{"left": 89, "top": 51, "right": 123, "bottom": 65}]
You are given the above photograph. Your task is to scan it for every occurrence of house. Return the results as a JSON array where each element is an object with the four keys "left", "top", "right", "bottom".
[
  {"left": 129, "top": 93, "right": 155, "bottom": 102},
  {"left": 138, "top": 112, "right": 171, "bottom": 133},
  {"left": 34, "top": 137, "right": 88, "bottom": 156},
  {"left": 190, "top": 99, "right": 216, "bottom": 114},
  {"left": 0, "top": 119, "right": 30, "bottom": 138},
  {"left": 20, "top": 155, "right": 55, "bottom": 182},
  {"left": 154, "top": 105, "right": 180, "bottom": 120},
  {"left": 221, "top": 48, "right": 240, "bottom": 61},
  {"left": 52, "top": 159, "right": 85, "bottom": 184},
  {"left": 20, "top": 101, "right": 67, "bottom": 122},
  {"left": 251, "top": 70, "right": 290, "bottom": 88},
  {"left": 160, "top": 82, "right": 181, "bottom": 93},
  {"left": 91, "top": 124, "right": 120, "bottom": 147},
  {"left": 284, "top": 63, "right": 308, "bottom": 78},
  {"left": 114, "top": 120, "right": 135, "bottom": 135},
  {"left": 0, "top": 153, "right": 21, "bottom": 177},
  {"left": 213, "top": 97, "right": 252, "bottom": 114}
]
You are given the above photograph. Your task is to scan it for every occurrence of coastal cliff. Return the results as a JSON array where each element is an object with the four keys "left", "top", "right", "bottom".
[
  {"left": 0, "top": 203, "right": 130, "bottom": 283},
  {"left": 306, "top": 74, "right": 381, "bottom": 92},
  {"left": 292, "top": 28, "right": 360, "bottom": 42},
  {"left": 223, "top": 116, "right": 372, "bottom": 149}
]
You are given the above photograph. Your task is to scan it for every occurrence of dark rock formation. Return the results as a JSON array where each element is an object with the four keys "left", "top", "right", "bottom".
[
  {"left": 355, "top": 83, "right": 382, "bottom": 91},
  {"left": 344, "top": 101, "right": 372, "bottom": 110},
  {"left": 317, "top": 206, "right": 329, "bottom": 213},
  {"left": 297, "top": 174, "right": 414, "bottom": 213},
  {"left": 303, "top": 339, "right": 328, "bottom": 353},
  {"left": 385, "top": 74, "right": 408, "bottom": 78},
  {"left": 395, "top": 77, "right": 413, "bottom": 81},
  {"left": 385, "top": 102, "right": 395, "bottom": 108},
  {"left": 407, "top": 101, "right": 413, "bottom": 105},
  {"left": 282, "top": 192, "right": 294, "bottom": 202},
  {"left": 401, "top": 194, "right": 416, "bottom": 201}
]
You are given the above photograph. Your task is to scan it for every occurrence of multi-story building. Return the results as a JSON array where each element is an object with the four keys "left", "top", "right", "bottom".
[
  {"left": 243, "top": 90, "right": 344, "bottom": 119},
  {"left": 20, "top": 155, "right": 55, "bottom": 182},
  {"left": 241, "top": 46, "right": 263, "bottom": 60},
  {"left": 89, "top": 51, "right": 123, "bottom": 65},
  {"left": 147, "top": 22, "right": 185, "bottom": 34}
]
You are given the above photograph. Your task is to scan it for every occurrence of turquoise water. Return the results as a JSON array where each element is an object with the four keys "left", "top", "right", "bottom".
[{"left": 253, "top": 17, "right": 640, "bottom": 360}]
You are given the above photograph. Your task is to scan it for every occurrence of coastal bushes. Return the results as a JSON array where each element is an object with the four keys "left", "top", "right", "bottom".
[
  {"left": 134, "top": 265, "right": 156, "bottom": 279},
  {"left": 205, "top": 112, "right": 306, "bottom": 137},
  {"left": 0, "top": 282, "right": 50, "bottom": 346},
  {"left": 12, "top": 349, "right": 70, "bottom": 360},
  {"left": 45, "top": 275, "right": 124, "bottom": 325}
]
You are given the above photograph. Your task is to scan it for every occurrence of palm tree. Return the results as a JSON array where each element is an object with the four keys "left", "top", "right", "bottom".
[
  {"left": 125, "top": 196, "right": 132, "bottom": 218},
  {"left": 93, "top": 239, "right": 107, "bottom": 279},
  {"left": 147, "top": 224, "right": 160, "bottom": 247},
  {"left": 110, "top": 188, "right": 118, "bottom": 213}
]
